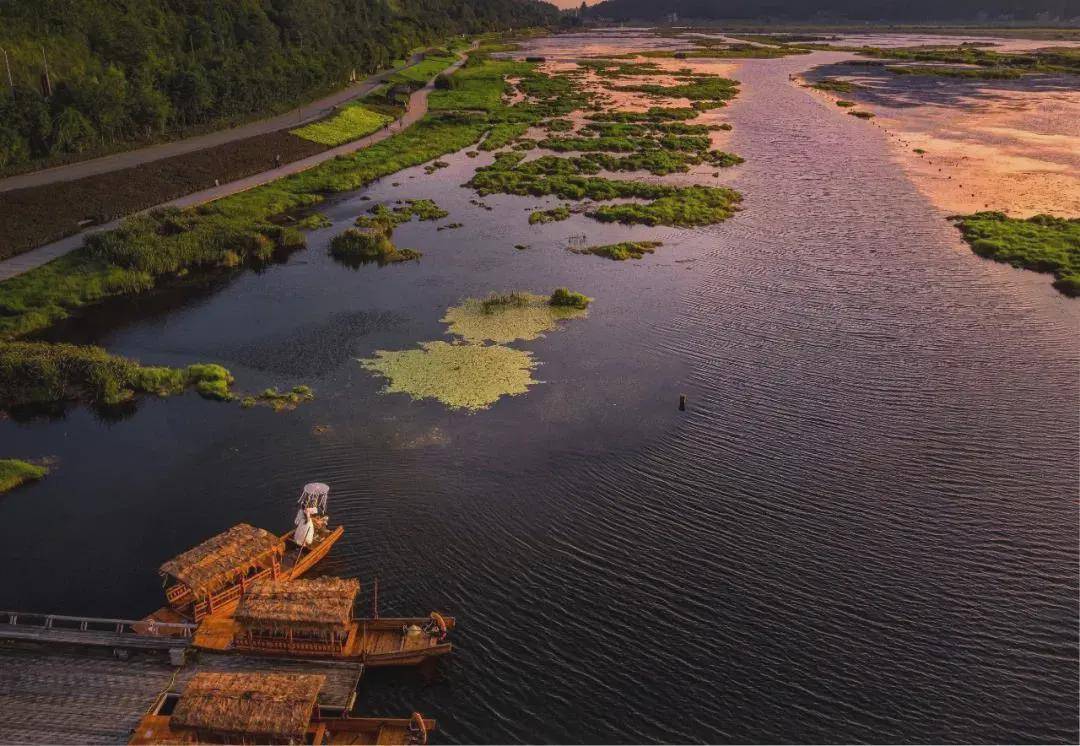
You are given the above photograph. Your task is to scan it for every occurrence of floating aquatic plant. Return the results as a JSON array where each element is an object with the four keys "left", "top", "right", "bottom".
[
  {"left": 442, "top": 292, "right": 588, "bottom": 343},
  {"left": 359, "top": 341, "right": 538, "bottom": 411}
]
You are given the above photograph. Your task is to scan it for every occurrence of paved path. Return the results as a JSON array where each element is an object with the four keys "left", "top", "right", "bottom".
[
  {"left": 0, "top": 53, "right": 428, "bottom": 193},
  {"left": 0, "top": 54, "right": 467, "bottom": 282}
]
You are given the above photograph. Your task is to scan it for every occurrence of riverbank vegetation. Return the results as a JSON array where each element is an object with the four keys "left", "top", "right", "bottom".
[
  {"left": 0, "top": 459, "right": 47, "bottom": 493},
  {"left": 0, "top": 54, "right": 539, "bottom": 338},
  {"left": 0, "top": 0, "right": 557, "bottom": 173},
  {"left": 0, "top": 342, "right": 235, "bottom": 412},
  {"left": 951, "top": 212, "right": 1079, "bottom": 296}
]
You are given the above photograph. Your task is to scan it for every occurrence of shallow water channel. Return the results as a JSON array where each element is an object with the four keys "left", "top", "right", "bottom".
[{"left": 1, "top": 31, "right": 1077, "bottom": 744}]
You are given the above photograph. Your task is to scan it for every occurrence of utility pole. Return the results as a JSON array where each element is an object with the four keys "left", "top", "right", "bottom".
[
  {"left": 0, "top": 47, "right": 12, "bottom": 91},
  {"left": 40, "top": 45, "right": 52, "bottom": 97}
]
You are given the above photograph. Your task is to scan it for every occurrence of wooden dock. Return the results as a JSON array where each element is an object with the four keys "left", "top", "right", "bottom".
[
  {"left": 0, "top": 610, "right": 195, "bottom": 651},
  {"left": 0, "top": 644, "right": 364, "bottom": 744}
]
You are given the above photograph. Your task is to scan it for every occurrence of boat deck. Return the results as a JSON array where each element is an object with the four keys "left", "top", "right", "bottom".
[{"left": 0, "top": 645, "right": 363, "bottom": 744}]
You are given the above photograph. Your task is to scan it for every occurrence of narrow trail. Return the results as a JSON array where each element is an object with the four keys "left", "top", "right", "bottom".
[
  {"left": 0, "top": 52, "right": 429, "bottom": 194},
  {"left": 0, "top": 54, "right": 467, "bottom": 282}
]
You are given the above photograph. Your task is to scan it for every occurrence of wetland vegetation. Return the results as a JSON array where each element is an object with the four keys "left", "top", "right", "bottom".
[
  {"left": 570, "top": 241, "right": 663, "bottom": 261},
  {"left": 0, "top": 342, "right": 235, "bottom": 412},
  {"left": 951, "top": 213, "right": 1080, "bottom": 296},
  {"left": 0, "top": 459, "right": 47, "bottom": 494}
]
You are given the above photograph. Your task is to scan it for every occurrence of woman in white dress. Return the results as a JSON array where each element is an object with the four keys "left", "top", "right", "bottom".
[{"left": 293, "top": 504, "right": 318, "bottom": 546}]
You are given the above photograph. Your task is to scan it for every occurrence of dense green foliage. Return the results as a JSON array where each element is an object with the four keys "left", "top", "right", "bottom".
[
  {"left": 330, "top": 227, "right": 420, "bottom": 266},
  {"left": 291, "top": 103, "right": 394, "bottom": 146},
  {"left": 549, "top": 288, "right": 591, "bottom": 309},
  {"left": 952, "top": 212, "right": 1080, "bottom": 296},
  {"left": 0, "top": 0, "right": 557, "bottom": 169},
  {"left": 570, "top": 241, "right": 663, "bottom": 260},
  {"left": 0, "top": 459, "right": 47, "bottom": 493},
  {"left": 0, "top": 341, "right": 234, "bottom": 410}
]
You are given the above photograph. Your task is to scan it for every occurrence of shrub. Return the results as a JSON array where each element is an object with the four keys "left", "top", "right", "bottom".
[{"left": 549, "top": 288, "right": 591, "bottom": 309}]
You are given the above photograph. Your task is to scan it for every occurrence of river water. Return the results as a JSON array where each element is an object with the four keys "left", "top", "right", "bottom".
[{"left": 1, "top": 32, "right": 1077, "bottom": 744}]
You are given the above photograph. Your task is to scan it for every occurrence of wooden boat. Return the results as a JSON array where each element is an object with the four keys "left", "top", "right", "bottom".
[
  {"left": 193, "top": 577, "right": 454, "bottom": 668},
  {"left": 129, "top": 672, "right": 434, "bottom": 745},
  {"left": 145, "top": 483, "right": 344, "bottom": 624}
]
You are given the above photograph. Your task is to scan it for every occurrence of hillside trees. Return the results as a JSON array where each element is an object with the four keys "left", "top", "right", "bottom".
[{"left": 0, "top": 0, "right": 557, "bottom": 169}]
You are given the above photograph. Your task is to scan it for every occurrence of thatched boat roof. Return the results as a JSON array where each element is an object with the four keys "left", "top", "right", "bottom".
[
  {"left": 171, "top": 672, "right": 324, "bottom": 740},
  {"left": 160, "top": 524, "right": 283, "bottom": 598},
  {"left": 236, "top": 577, "right": 359, "bottom": 628}
]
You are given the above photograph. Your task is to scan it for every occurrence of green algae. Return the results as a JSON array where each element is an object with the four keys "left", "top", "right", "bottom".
[
  {"left": 359, "top": 341, "right": 538, "bottom": 411},
  {"left": 442, "top": 292, "right": 588, "bottom": 344}
]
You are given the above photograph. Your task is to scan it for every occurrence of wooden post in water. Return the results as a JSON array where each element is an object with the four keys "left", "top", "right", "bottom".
[{"left": 679, "top": 394, "right": 686, "bottom": 411}]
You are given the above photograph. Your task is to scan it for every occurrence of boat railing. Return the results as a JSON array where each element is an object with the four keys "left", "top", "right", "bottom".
[
  {"left": 1, "top": 610, "right": 197, "bottom": 638},
  {"left": 191, "top": 565, "right": 275, "bottom": 621},
  {"left": 235, "top": 636, "right": 346, "bottom": 656}
]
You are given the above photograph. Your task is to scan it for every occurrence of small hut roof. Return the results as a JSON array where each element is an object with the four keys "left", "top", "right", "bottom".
[
  {"left": 160, "top": 524, "right": 283, "bottom": 598},
  {"left": 236, "top": 577, "right": 360, "bottom": 628},
  {"left": 171, "top": 672, "right": 324, "bottom": 740}
]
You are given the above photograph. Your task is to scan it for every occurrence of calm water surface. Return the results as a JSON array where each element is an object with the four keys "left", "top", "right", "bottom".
[{"left": 1, "top": 32, "right": 1077, "bottom": 744}]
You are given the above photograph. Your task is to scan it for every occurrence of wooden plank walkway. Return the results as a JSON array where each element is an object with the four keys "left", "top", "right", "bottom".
[
  {"left": 0, "top": 646, "right": 363, "bottom": 744},
  {"left": 0, "top": 610, "right": 195, "bottom": 652}
]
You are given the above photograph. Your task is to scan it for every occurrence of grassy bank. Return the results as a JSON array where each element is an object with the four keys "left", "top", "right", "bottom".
[
  {"left": 0, "top": 55, "right": 533, "bottom": 340},
  {"left": 951, "top": 212, "right": 1079, "bottom": 296},
  {"left": 0, "top": 342, "right": 235, "bottom": 411}
]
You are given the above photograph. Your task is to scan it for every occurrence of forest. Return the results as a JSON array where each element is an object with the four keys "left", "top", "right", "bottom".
[{"left": 0, "top": 0, "right": 557, "bottom": 170}]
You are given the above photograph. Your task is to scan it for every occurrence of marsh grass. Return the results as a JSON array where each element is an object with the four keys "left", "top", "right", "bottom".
[
  {"left": 242, "top": 385, "right": 315, "bottom": 411},
  {"left": 0, "top": 342, "right": 234, "bottom": 411},
  {"left": 529, "top": 206, "right": 571, "bottom": 224},
  {"left": 329, "top": 227, "right": 420, "bottom": 267},
  {"left": 570, "top": 241, "right": 662, "bottom": 261},
  {"left": 951, "top": 212, "right": 1080, "bottom": 296},
  {"left": 0, "top": 459, "right": 48, "bottom": 493}
]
